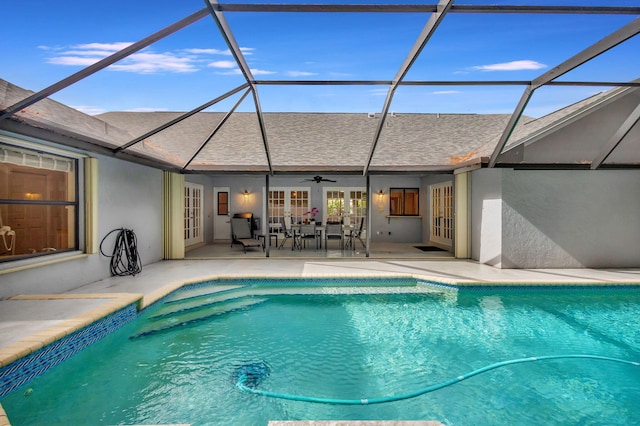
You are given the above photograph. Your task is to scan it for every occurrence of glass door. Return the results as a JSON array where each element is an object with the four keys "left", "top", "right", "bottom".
[
  {"left": 430, "top": 181, "right": 453, "bottom": 247},
  {"left": 268, "top": 187, "right": 310, "bottom": 228},
  {"left": 323, "top": 187, "right": 366, "bottom": 226},
  {"left": 184, "top": 182, "right": 203, "bottom": 246}
]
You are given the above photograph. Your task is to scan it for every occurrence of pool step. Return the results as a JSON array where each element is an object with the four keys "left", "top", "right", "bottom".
[
  {"left": 157, "top": 284, "right": 445, "bottom": 321},
  {"left": 130, "top": 297, "right": 267, "bottom": 339},
  {"left": 151, "top": 286, "right": 258, "bottom": 319},
  {"left": 164, "top": 284, "right": 250, "bottom": 304}
]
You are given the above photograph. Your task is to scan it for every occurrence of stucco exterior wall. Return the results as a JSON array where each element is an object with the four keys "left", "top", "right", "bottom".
[
  {"left": 207, "top": 174, "right": 426, "bottom": 244},
  {"left": 471, "top": 169, "right": 503, "bottom": 266},
  {"left": 1, "top": 154, "right": 162, "bottom": 298},
  {"left": 501, "top": 169, "right": 640, "bottom": 268},
  {"left": 472, "top": 168, "right": 640, "bottom": 269},
  {"left": 370, "top": 175, "right": 423, "bottom": 243}
]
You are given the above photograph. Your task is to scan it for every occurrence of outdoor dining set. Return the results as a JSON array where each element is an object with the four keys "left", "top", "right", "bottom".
[
  {"left": 230, "top": 214, "right": 365, "bottom": 253},
  {"left": 271, "top": 218, "right": 365, "bottom": 251}
]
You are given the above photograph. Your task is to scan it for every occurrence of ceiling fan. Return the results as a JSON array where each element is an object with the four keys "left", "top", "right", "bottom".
[{"left": 302, "top": 175, "right": 336, "bottom": 183}]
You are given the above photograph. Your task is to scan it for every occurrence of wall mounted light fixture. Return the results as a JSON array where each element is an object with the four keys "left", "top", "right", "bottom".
[
  {"left": 376, "top": 189, "right": 386, "bottom": 212},
  {"left": 243, "top": 190, "right": 250, "bottom": 199}
]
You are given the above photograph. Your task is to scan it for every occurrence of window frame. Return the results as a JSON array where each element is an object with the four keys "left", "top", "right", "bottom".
[
  {"left": 389, "top": 187, "right": 420, "bottom": 216},
  {"left": 0, "top": 136, "right": 84, "bottom": 264},
  {"left": 217, "top": 191, "right": 229, "bottom": 216}
]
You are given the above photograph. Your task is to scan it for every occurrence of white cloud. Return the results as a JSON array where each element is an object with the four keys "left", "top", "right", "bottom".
[
  {"left": 432, "top": 90, "right": 461, "bottom": 95},
  {"left": 252, "top": 68, "right": 276, "bottom": 75},
  {"left": 287, "top": 71, "right": 318, "bottom": 77},
  {"left": 76, "top": 105, "right": 170, "bottom": 114},
  {"left": 110, "top": 52, "right": 199, "bottom": 73},
  {"left": 63, "top": 49, "right": 125, "bottom": 57},
  {"left": 125, "top": 107, "right": 169, "bottom": 112},
  {"left": 369, "top": 88, "right": 389, "bottom": 96},
  {"left": 183, "top": 48, "right": 231, "bottom": 55},
  {"left": 48, "top": 56, "right": 102, "bottom": 66},
  {"left": 42, "top": 42, "right": 258, "bottom": 75},
  {"left": 472, "top": 60, "right": 547, "bottom": 72},
  {"left": 71, "top": 105, "right": 107, "bottom": 115},
  {"left": 208, "top": 60, "right": 237, "bottom": 69},
  {"left": 75, "top": 42, "right": 133, "bottom": 51},
  {"left": 216, "top": 68, "right": 276, "bottom": 76}
]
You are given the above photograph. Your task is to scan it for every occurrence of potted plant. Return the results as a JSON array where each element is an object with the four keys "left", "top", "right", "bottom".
[{"left": 304, "top": 207, "right": 319, "bottom": 224}]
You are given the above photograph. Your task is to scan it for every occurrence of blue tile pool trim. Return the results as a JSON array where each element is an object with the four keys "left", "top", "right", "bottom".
[
  {"left": 3, "top": 277, "right": 639, "bottom": 399},
  {"left": 183, "top": 276, "right": 419, "bottom": 290},
  {"left": 0, "top": 303, "right": 138, "bottom": 398},
  {"left": 454, "top": 283, "right": 640, "bottom": 291}
]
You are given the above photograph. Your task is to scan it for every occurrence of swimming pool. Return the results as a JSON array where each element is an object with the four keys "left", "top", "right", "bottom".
[{"left": 2, "top": 279, "right": 640, "bottom": 425}]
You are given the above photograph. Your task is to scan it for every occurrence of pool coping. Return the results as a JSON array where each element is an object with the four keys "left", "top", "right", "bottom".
[
  {"left": 0, "top": 293, "right": 142, "bottom": 369},
  {"left": 1, "top": 271, "right": 640, "bottom": 425},
  {"left": 4, "top": 272, "right": 640, "bottom": 371}
]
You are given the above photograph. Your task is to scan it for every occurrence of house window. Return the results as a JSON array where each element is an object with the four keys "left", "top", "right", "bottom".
[
  {"left": 389, "top": 188, "right": 419, "bottom": 216},
  {"left": 0, "top": 142, "right": 78, "bottom": 262},
  {"left": 217, "top": 191, "right": 228, "bottom": 215}
]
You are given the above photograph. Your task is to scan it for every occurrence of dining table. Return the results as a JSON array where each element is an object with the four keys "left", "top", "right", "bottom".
[{"left": 288, "top": 223, "right": 356, "bottom": 250}]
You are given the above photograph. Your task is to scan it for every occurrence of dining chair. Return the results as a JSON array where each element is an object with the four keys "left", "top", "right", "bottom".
[
  {"left": 324, "top": 222, "right": 343, "bottom": 250},
  {"left": 352, "top": 217, "right": 366, "bottom": 249},
  {"left": 278, "top": 218, "right": 297, "bottom": 250},
  {"left": 299, "top": 223, "right": 319, "bottom": 250},
  {"left": 345, "top": 217, "right": 365, "bottom": 250}
]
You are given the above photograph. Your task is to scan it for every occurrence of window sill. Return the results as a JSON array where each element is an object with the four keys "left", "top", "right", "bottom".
[
  {"left": 385, "top": 215, "right": 423, "bottom": 218},
  {"left": 0, "top": 251, "right": 88, "bottom": 275}
]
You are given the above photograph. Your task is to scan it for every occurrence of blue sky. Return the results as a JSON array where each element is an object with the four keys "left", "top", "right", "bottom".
[{"left": 1, "top": 0, "right": 638, "bottom": 118}]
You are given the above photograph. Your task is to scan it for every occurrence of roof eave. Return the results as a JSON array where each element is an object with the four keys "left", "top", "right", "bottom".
[{"left": 0, "top": 118, "right": 183, "bottom": 172}]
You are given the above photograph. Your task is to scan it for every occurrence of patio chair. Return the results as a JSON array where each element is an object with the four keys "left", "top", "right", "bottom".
[
  {"left": 345, "top": 217, "right": 365, "bottom": 250},
  {"left": 298, "top": 223, "right": 320, "bottom": 250},
  {"left": 324, "top": 222, "right": 343, "bottom": 250},
  {"left": 278, "top": 218, "right": 297, "bottom": 250},
  {"left": 231, "top": 217, "right": 263, "bottom": 253}
]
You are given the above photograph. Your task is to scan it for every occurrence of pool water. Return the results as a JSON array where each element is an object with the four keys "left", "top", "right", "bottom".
[{"left": 2, "top": 285, "right": 640, "bottom": 425}]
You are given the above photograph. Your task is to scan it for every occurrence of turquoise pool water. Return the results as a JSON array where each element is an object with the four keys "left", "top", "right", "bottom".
[{"left": 2, "top": 283, "right": 640, "bottom": 425}]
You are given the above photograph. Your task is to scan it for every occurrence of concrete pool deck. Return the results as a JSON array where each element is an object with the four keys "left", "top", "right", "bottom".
[
  {"left": 3, "top": 258, "right": 640, "bottom": 365},
  {"left": 1, "top": 258, "right": 640, "bottom": 425}
]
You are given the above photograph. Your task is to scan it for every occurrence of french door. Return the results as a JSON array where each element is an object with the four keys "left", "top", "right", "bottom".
[
  {"left": 323, "top": 187, "right": 366, "bottom": 226},
  {"left": 184, "top": 182, "right": 203, "bottom": 246},
  {"left": 430, "top": 181, "right": 453, "bottom": 247},
  {"left": 268, "top": 187, "right": 311, "bottom": 227}
]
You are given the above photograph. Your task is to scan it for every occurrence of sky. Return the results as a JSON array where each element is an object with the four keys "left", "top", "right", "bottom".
[{"left": 1, "top": 0, "right": 638, "bottom": 118}]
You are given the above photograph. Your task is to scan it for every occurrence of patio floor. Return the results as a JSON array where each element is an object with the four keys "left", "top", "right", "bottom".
[{"left": 185, "top": 241, "right": 455, "bottom": 259}]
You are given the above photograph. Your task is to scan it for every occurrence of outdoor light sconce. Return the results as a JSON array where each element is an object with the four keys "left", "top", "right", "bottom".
[
  {"left": 243, "top": 190, "right": 250, "bottom": 200},
  {"left": 377, "top": 189, "right": 385, "bottom": 212}
]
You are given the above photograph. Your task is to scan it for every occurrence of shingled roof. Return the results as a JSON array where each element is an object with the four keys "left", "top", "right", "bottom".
[
  {"left": 3, "top": 76, "right": 638, "bottom": 173},
  {"left": 1, "top": 4, "right": 638, "bottom": 174},
  {"left": 96, "top": 111, "right": 515, "bottom": 172}
]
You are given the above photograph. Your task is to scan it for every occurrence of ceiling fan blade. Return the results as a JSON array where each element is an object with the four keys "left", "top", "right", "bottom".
[{"left": 300, "top": 176, "right": 337, "bottom": 183}]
